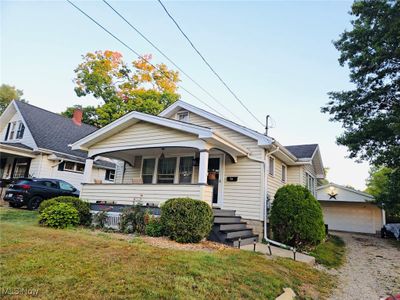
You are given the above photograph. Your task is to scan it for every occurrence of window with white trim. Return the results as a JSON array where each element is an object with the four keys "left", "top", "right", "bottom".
[
  {"left": 60, "top": 161, "right": 85, "bottom": 173},
  {"left": 16, "top": 122, "right": 25, "bottom": 139},
  {"left": 179, "top": 156, "right": 194, "bottom": 183},
  {"left": 157, "top": 157, "right": 177, "bottom": 184},
  {"left": 177, "top": 111, "right": 189, "bottom": 122},
  {"left": 269, "top": 156, "right": 275, "bottom": 176},
  {"left": 281, "top": 164, "right": 287, "bottom": 182},
  {"left": 9, "top": 122, "right": 16, "bottom": 140},
  {"left": 105, "top": 169, "right": 115, "bottom": 181},
  {"left": 142, "top": 158, "right": 156, "bottom": 184},
  {"left": 306, "top": 172, "right": 316, "bottom": 196}
]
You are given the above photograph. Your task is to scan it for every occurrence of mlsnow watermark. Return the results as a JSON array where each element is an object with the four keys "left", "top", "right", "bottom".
[{"left": 0, "top": 287, "right": 39, "bottom": 297}]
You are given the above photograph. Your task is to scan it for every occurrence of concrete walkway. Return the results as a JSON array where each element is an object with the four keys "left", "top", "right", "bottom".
[{"left": 241, "top": 242, "right": 315, "bottom": 265}]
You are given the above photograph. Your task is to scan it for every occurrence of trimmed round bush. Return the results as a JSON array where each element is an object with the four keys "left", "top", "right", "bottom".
[
  {"left": 39, "top": 202, "right": 80, "bottom": 229},
  {"left": 270, "top": 184, "right": 325, "bottom": 249},
  {"left": 39, "top": 196, "right": 91, "bottom": 226},
  {"left": 145, "top": 217, "right": 163, "bottom": 237},
  {"left": 161, "top": 198, "right": 213, "bottom": 243}
]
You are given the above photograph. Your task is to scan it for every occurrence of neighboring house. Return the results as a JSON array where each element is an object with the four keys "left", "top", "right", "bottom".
[
  {"left": 0, "top": 101, "right": 115, "bottom": 190},
  {"left": 317, "top": 183, "right": 385, "bottom": 234},
  {"left": 71, "top": 100, "right": 325, "bottom": 238}
]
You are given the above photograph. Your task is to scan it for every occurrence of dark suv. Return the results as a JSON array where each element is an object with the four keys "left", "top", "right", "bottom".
[{"left": 3, "top": 178, "right": 79, "bottom": 210}]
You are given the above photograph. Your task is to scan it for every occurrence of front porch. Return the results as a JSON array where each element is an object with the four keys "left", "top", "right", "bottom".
[{"left": 81, "top": 182, "right": 214, "bottom": 207}]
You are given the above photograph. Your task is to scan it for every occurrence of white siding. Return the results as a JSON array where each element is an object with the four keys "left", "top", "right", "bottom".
[
  {"left": 287, "top": 166, "right": 302, "bottom": 184},
  {"left": 33, "top": 155, "right": 110, "bottom": 189},
  {"left": 91, "top": 121, "right": 197, "bottom": 151},
  {"left": 80, "top": 184, "right": 213, "bottom": 207},
  {"left": 0, "top": 111, "right": 36, "bottom": 149},
  {"left": 267, "top": 155, "right": 286, "bottom": 199},
  {"left": 173, "top": 112, "right": 265, "bottom": 220}
]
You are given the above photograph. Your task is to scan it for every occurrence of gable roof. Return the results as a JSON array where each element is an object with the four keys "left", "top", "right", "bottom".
[
  {"left": 285, "top": 144, "right": 318, "bottom": 159},
  {"left": 317, "top": 183, "right": 374, "bottom": 202},
  {"left": 14, "top": 101, "right": 97, "bottom": 158},
  {"left": 159, "top": 100, "right": 273, "bottom": 147}
]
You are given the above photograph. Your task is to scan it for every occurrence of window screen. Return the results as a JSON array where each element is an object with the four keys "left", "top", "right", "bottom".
[
  {"left": 142, "top": 159, "right": 155, "bottom": 184},
  {"left": 179, "top": 157, "right": 193, "bottom": 183},
  {"left": 157, "top": 157, "right": 176, "bottom": 184}
]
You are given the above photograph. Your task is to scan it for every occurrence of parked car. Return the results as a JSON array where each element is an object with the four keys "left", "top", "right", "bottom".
[{"left": 3, "top": 178, "right": 79, "bottom": 210}]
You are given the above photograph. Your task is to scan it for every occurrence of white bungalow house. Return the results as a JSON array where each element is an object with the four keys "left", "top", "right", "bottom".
[
  {"left": 0, "top": 101, "right": 115, "bottom": 191},
  {"left": 71, "top": 100, "right": 325, "bottom": 244}
]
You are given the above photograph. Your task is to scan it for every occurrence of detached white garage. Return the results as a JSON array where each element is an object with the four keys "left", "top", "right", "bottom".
[{"left": 317, "top": 183, "right": 385, "bottom": 234}]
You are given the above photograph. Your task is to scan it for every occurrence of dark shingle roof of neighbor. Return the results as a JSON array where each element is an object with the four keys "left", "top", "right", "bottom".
[
  {"left": 15, "top": 100, "right": 97, "bottom": 158},
  {"left": 0, "top": 142, "right": 33, "bottom": 150},
  {"left": 285, "top": 144, "right": 318, "bottom": 159},
  {"left": 52, "top": 153, "right": 115, "bottom": 169}
]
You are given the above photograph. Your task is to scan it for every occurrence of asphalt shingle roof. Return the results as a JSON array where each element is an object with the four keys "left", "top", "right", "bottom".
[
  {"left": 285, "top": 144, "right": 318, "bottom": 159},
  {"left": 1, "top": 142, "right": 33, "bottom": 150},
  {"left": 15, "top": 100, "right": 97, "bottom": 158}
]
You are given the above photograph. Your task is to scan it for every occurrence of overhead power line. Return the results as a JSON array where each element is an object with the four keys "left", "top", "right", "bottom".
[
  {"left": 157, "top": 0, "right": 265, "bottom": 128},
  {"left": 102, "top": 0, "right": 248, "bottom": 126},
  {"left": 66, "top": 0, "right": 223, "bottom": 117}
]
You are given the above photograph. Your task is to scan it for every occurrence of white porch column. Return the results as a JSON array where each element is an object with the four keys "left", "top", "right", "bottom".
[
  {"left": 83, "top": 158, "right": 94, "bottom": 183},
  {"left": 198, "top": 150, "right": 209, "bottom": 184}
]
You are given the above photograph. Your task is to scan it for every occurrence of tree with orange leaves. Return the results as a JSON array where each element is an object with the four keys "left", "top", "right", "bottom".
[{"left": 63, "top": 51, "right": 180, "bottom": 127}]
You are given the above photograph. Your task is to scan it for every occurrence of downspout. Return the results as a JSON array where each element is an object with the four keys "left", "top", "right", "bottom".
[{"left": 248, "top": 146, "right": 295, "bottom": 251}]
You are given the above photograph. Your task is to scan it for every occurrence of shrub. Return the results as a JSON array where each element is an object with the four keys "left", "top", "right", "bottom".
[
  {"left": 145, "top": 216, "right": 163, "bottom": 237},
  {"left": 39, "top": 196, "right": 91, "bottom": 226},
  {"left": 39, "top": 202, "right": 80, "bottom": 229},
  {"left": 119, "top": 204, "right": 147, "bottom": 234},
  {"left": 270, "top": 184, "right": 325, "bottom": 250},
  {"left": 161, "top": 198, "right": 213, "bottom": 243}
]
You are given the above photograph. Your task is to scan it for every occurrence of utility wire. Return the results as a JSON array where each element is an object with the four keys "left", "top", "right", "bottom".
[
  {"left": 157, "top": 0, "right": 265, "bottom": 128},
  {"left": 102, "top": 0, "right": 248, "bottom": 126},
  {"left": 66, "top": 0, "right": 223, "bottom": 117}
]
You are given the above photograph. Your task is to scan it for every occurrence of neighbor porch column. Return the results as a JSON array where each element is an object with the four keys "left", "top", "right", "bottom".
[
  {"left": 198, "top": 150, "right": 209, "bottom": 184},
  {"left": 83, "top": 158, "right": 94, "bottom": 183}
]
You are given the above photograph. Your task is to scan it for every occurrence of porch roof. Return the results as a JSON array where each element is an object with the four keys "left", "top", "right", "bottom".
[
  {"left": 0, "top": 142, "right": 36, "bottom": 158},
  {"left": 71, "top": 110, "right": 249, "bottom": 162}
]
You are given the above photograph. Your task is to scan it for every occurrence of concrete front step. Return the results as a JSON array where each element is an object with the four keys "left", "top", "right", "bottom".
[
  {"left": 221, "top": 229, "right": 254, "bottom": 239},
  {"left": 212, "top": 209, "right": 236, "bottom": 217},
  {"left": 213, "top": 216, "right": 241, "bottom": 223},
  {"left": 217, "top": 222, "right": 248, "bottom": 231},
  {"left": 227, "top": 234, "right": 258, "bottom": 247}
]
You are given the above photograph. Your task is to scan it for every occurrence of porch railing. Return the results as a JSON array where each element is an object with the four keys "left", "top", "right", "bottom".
[{"left": 80, "top": 183, "right": 213, "bottom": 207}]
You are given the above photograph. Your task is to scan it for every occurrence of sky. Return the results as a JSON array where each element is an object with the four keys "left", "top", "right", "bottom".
[{"left": 1, "top": 0, "right": 371, "bottom": 190}]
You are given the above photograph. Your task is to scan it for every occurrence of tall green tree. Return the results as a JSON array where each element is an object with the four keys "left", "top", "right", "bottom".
[
  {"left": 322, "top": 0, "right": 400, "bottom": 219},
  {"left": 322, "top": 0, "right": 400, "bottom": 168},
  {"left": 0, "top": 84, "right": 25, "bottom": 114},
  {"left": 366, "top": 167, "right": 400, "bottom": 221},
  {"left": 64, "top": 51, "right": 180, "bottom": 127}
]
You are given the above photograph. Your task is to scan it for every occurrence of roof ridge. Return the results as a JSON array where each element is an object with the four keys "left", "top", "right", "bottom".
[{"left": 14, "top": 100, "right": 98, "bottom": 130}]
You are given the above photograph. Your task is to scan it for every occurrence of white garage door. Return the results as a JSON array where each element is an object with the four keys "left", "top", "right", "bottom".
[{"left": 322, "top": 203, "right": 376, "bottom": 234}]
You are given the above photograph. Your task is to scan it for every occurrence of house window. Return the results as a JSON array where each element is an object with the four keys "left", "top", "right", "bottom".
[
  {"left": 142, "top": 158, "right": 155, "bottom": 184},
  {"left": 281, "top": 164, "right": 287, "bottom": 182},
  {"left": 16, "top": 122, "right": 25, "bottom": 139},
  {"left": 105, "top": 169, "right": 115, "bottom": 181},
  {"left": 179, "top": 156, "right": 193, "bottom": 183},
  {"left": 157, "top": 157, "right": 177, "bottom": 184},
  {"left": 61, "top": 161, "right": 85, "bottom": 173},
  {"left": 9, "top": 122, "right": 16, "bottom": 140},
  {"left": 177, "top": 111, "right": 189, "bottom": 122},
  {"left": 269, "top": 156, "right": 275, "bottom": 176},
  {"left": 306, "top": 172, "right": 316, "bottom": 195}
]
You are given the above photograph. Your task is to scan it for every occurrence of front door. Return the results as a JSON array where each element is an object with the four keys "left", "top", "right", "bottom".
[{"left": 207, "top": 156, "right": 224, "bottom": 206}]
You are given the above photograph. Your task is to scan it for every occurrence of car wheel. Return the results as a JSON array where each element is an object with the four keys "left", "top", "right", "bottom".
[{"left": 27, "top": 196, "right": 42, "bottom": 210}]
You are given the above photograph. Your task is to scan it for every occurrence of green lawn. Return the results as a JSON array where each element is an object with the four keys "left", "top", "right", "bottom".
[
  {"left": 310, "top": 235, "right": 346, "bottom": 269},
  {"left": 0, "top": 208, "right": 335, "bottom": 299}
]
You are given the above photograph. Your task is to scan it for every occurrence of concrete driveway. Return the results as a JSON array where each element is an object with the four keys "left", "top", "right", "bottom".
[{"left": 329, "top": 232, "right": 400, "bottom": 300}]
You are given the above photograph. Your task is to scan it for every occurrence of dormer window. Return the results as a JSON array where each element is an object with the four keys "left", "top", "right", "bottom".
[{"left": 177, "top": 111, "right": 189, "bottom": 122}]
